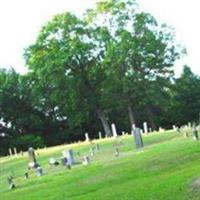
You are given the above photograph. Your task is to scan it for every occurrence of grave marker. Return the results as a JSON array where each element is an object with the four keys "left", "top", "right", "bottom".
[
  {"left": 24, "top": 172, "right": 29, "bottom": 179},
  {"left": 83, "top": 156, "right": 90, "bottom": 165},
  {"left": 98, "top": 131, "right": 102, "bottom": 139},
  {"left": 8, "top": 148, "right": 12, "bottom": 156},
  {"left": 62, "top": 149, "right": 75, "bottom": 165},
  {"left": 85, "top": 133, "right": 90, "bottom": 142},
  {"left": 115, "top": 148, "right": 119, "bottom": 157},
  {"left": 143, "top": 122, "right": 148, "bottom": 134},
  {"left": 90, "top": 147, "right": 95, "bottom": 156},
  {"left": 36, "top": 166, "right": 43, "bottom": 176},
  {"left": 96, "top": 143, "right": 100, "bottom": 152},
  {"left": 49, "top": 157, "right": 59, "bottom": 166},
  {"left": 7, "top": 176, "right": 15, "bottom": 190},
  {"left": 111, "top": 123, "right": 118, "bottom": 138},
  {"left": 14, "top": 147, "right": 17, "bottom": 156},
  {"left": 192, "top": 127, "right": 199, "bottom": 141},
  {"left": 133, "top": 128, "right": 143, "bottom": 149},
  {"left": 28, "top": 147, "right": 39, "bottom": 169}
]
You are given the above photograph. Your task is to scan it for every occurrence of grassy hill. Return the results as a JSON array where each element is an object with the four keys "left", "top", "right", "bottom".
[{"left": 0, "top": 131, "right": 200, "bottom": 200}]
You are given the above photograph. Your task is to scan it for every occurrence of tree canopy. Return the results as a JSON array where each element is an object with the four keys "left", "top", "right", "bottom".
[{"left": 0, "top": 0, "right": 199, "bottom": 155}]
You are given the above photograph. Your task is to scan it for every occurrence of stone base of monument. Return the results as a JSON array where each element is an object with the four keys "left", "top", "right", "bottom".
[
  {"left": 7, "top": 176, "right": 16, "bottom": 190},
  {"left": 192, "top": 129, "right": 199, "bottom": 141},
  {"left": 36, "top": 166, "right": 43, "bottom": 176},
  {"left": 82, "top": 156, "right": 90, "bottom": 165},
  {"left": 49, "top": 157, "right": 59, "bottom": 166},
  {"left": 28, "top": 162, "right": 40, "bottom": 169}
]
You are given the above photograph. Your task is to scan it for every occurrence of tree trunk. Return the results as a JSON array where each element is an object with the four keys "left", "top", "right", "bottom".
[
  {"left": 146, "top": 106, "right": 156, "bottom": 131},
  {"left": 128, "top": 105, "right": 136, "bottom": 128},
  {"left": 96, "top": 109, "right": 112, "bottom": 137}
]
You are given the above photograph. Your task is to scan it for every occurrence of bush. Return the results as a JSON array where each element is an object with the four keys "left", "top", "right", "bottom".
[{"left": 11, "top": 134, "right": 44, "bottom": 152}]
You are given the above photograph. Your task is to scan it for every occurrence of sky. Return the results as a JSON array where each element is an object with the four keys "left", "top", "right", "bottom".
[{"left": 0, "top": 0, "right": 199, "bottom": 76}]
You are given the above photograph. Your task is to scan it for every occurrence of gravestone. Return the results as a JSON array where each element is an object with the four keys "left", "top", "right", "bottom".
[
  {"left": 96, "top": 143, "right": 100, "bottom": 152},
  {"left": 14, "top": 147, "right": 17, "bottom": 156},
  {"left": 111, "top": 123, "right": 118, "bottom": 138},
  {"left": 115, "top": 148, "right": 119, "bottom": 157},
  {"left": 98, "top": 131, "right": 102, "bottom": 140},
  {"left": 90, "top": 147, "right": 95, "bottom": 156},
  {"left": 61, "top": 157, "right": 68, "bottom": 166},
  {"left": 192, "top": 127, "right": 199, "bottom": 141},
  {"left": 133, "top": 128, "right": 143, "bottom": 149},
  {"left": 28, "top": 147, "right": 38, "bottom": 169},
  {"left": 143, "top": 122, "right": 148, "bottom": 134},
  {"left": 122, "top": 131, "right": 125, "bottom": 136},
  {"left": 62, "top": 149, "right": 75, "bottom": 165},
  {"left": 36, "top": 166, "right": 43, "bottom": 176},
  {"left": 49, "top": 157, "right": 59, "bottom": 166},
  {"left": 184, "top": 131, "right": 189, "bottom": 138},
  {"left": 77, "top": 151, "right": 81, "bottom": 157},
  {"left": 132, "top": 124, "right": 136, "bottom": 133},
  {"left": 82, "top": 156, "right": 90, "bottom": 165},
  {"left": 24, "top": 172, "right": 29, "bottom": 179},
  {"left": 173, "top": 125, "right": 176, "bottom": 131},
  {"left": 7, "top": 176, "right": 15, "bottom": 190},
  {"left": 159, "top": 127, "right": 164, "bottom": 132},
  {"left": 20, "top": 151, "right": 24, "bottom": 156},
  {"left": 85, "top": 133, "right": 90, "bottom": 142},
  {"left": 8, "top": 148, "right": 12, "bottom": 156}
]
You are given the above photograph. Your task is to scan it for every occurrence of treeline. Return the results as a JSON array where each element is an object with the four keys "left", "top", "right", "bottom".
[{"left": 0, "top": 0, "right": 200, "bottom": 155}]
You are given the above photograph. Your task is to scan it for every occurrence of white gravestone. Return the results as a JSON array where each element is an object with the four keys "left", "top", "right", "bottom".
[
  {"left": 9, "top": 148, "right": 12, "bottom": 156},
  {"left": 14, "top": 147, "right": 17, "bottom": 156},
  {"left": 111, "top": 123, "right": 118, "bottom": 138},
  {"left": 98, "top": 131, "right": 102, "bottom": 139},
  {"left": 85, "top": 133, "right": 90, "bottom": 142},
  {"left": 143, "top": 122, "right": 148, "bottom": 134}
]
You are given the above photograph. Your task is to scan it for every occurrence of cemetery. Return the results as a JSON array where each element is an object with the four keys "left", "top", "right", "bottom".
[
  {"left": 1, "top": 128, "right": 200, "bottom": 200},
  {"left": 0, "top": 0, "right": 200, "bottom": 199}
]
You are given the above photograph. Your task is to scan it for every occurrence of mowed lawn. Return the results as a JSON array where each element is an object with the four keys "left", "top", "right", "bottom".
[{"left": 0, "top": 131, "right": 200, "bottom": 200}]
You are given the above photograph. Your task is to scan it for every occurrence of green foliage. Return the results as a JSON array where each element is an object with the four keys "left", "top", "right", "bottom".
[
  {"left": 0, "top": 1, "right": 199, "bottom": 155},
  {"left": 12, "top": 134, "right": 44, "bottom": 151},
  {"left": 170, "top": 66, "right": 200, "bottom": 125}
]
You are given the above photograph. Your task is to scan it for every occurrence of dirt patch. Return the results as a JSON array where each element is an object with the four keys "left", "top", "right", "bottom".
[{"left": 193, "top": 177, "right": 200, "bottom": 190}]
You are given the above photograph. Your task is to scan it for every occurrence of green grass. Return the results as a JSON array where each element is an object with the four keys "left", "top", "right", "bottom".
[{"left": 1, "top": 131, "right": 200, "bottom": 200}]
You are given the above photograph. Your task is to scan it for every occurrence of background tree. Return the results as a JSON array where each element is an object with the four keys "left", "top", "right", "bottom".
[
  {"left": 24, "top": 13, "right": 113, "bottom": 137},
  {"left": 170, "top": 65, "right": 200, "bottom": 125},
  {"left": 87, "top": 0, "right": 183, "bottom": 130}
]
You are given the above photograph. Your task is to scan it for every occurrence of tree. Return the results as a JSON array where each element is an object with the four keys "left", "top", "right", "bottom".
[
  {"left": 170, "top": 65, "right": 200, "bottom": 125},
  {"left": 24, "top": 13, "right": 113, "bottom": 136},
  {"left": 87, "top": 0, "right": 183, "bottom": 130}
]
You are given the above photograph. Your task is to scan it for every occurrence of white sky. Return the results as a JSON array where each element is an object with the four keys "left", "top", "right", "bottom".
[{"left": 0, "top": 0, "right": 199, "bottom": 76}]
